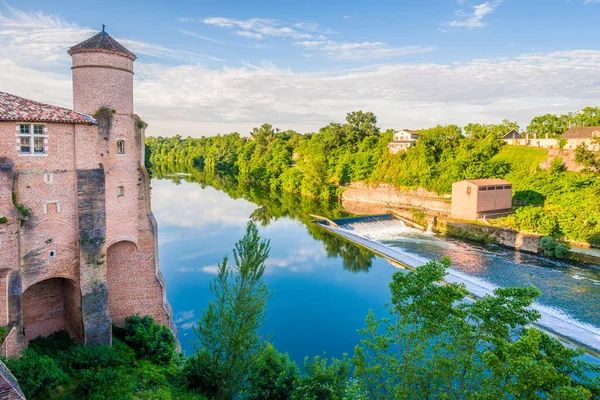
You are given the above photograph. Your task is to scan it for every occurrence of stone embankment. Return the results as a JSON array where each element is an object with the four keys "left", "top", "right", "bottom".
[{"left": 341, "top": 182, "right": 451, "bottom": 214}]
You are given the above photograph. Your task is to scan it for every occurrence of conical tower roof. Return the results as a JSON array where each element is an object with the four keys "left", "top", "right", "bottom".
[{"left": 68, "top": 27, "right": 136, "bottom": 60}]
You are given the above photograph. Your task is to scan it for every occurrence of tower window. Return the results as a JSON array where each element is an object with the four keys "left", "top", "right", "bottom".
[
  {"left": 49, "top": 250, "right": 56, "bottom": 258},
  {"left": 117, "top": 186, "right": 124, "bottom": 197},
  {"left": 117, "top": 139, "right": 125, "bottom": 154},
  {"left": 18, "top": 124, "right": 47, "bottom": 155}
]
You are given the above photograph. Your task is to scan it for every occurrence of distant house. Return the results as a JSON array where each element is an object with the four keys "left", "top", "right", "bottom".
[
  {"left": 388, "top": 129, "right": 419, "bottom": 154},
  {"left": 502, "top": 129, "right": 524, "bottom": 140},
  {"left": 560, "top": 126, "right": 600, "bottom": 151},
  {"left": 451, "top": 179, "right": 513, "bottom": 221}
]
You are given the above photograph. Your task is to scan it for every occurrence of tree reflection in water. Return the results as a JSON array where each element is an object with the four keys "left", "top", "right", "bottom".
[{"left": 151, "top": 163, "right": 375, "bottom": 273}]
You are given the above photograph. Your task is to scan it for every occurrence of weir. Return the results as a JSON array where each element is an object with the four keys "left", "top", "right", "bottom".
[{"left": 314, "top": 214, "right": 600, "bottom": 354}]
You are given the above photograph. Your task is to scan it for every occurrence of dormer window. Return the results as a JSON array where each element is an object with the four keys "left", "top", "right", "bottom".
[
  {"left": 117, "top": 139, "right": 125, "bottom": 154},
  {"left": 18, "top": 124, "right": 47, "bottom": 155}
]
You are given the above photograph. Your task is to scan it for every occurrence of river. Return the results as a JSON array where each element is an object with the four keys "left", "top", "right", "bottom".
[{"left": 150, "top": 171, "right": 600, "bottom": 364}]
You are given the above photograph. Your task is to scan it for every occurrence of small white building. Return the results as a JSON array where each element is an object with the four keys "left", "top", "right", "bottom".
[{"left": 388, "top": 129, "right": 419, "bottom": 154}]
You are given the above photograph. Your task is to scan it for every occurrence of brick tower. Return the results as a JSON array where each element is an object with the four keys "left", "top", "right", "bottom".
[{"left": 0, "top": 28, "right": 174, "bottom": 356}]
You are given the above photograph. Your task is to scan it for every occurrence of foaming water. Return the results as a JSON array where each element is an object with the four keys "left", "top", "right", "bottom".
[{"left": 337, "top": 218, "right": 600, "bottom": 351}]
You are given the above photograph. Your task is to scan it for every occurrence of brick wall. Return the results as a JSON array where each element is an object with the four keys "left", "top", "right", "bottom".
[{"left": 22, "top": 277, "right": 80, "bottom": 343}]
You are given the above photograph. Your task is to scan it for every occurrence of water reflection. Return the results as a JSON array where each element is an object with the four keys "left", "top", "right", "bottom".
[{"left": 151, "top": 167, "right": 391, "bottom": 362}]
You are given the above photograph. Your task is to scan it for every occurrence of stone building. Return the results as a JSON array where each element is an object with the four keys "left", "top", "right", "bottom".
[
  {"left": 450, "top": 179, "right": 513, "bottom": 221},
  {"left": 502, "top": 127, "right": 600, "bottom": 151},
  {"left": 0, "top": 29, "right": 175, "bottom": 356},
  {"left": 388, "top": 129, "right": 419, "bottom": 154}
]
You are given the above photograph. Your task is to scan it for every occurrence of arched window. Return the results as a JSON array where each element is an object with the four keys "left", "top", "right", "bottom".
[{"left": 117, "top": 139, "right": 125, "bottom": 154}]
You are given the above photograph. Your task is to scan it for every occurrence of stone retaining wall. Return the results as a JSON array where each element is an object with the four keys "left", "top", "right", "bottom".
[
  {"left": 439, "top": 220, "right": 542, "bottom": 253},
  {"left": 342, "top": 183, "right": 451, "bottom": 214}
]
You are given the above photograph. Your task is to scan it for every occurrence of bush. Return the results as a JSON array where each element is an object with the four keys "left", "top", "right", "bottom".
[
  {"left": 62, "top": 339, "right": 134, "bottom": 371},
  {"left": 0, "top": 216, "right": 7, "bottom": 224},
  {"left": 183, "top": 349, "right": 224, "bottom": 398},
  {"left": 292, "top": 354, "right": 352, "bottom": 400},
  {"left": 540, "top": 236, "right": 571, "bottom": 259},
  {"left": 75, "top": 366, "right": 135, "bottom": 399},
  {"left": 123, "top": 314, "right": 176, "bottom": 364},
  {"left": 2, "top": 349, "right": 67, "bottom": 399},
  {"left": 550, "top": 156, "right": 566, "bottom": 174},
  {"left": 244, "top": 343, "right": 298, "bottom": 399}
]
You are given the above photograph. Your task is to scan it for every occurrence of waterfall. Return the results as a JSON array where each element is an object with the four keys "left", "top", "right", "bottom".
[
  {"left": 425, "top": 222, "right": 434, "bottom": 233},
  {"left": 338, "top": 218, "right": 424, "bottom": 241}
]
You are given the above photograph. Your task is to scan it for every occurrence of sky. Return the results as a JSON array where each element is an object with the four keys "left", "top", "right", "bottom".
[{"left": 1, "top": 0, "right": 599, "bottom": 137}]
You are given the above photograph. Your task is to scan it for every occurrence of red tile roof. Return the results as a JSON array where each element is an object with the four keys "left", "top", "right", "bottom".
[
  {"left": 561, "top": 126, "right": 600, "bottom": 139},
  {"left": 0, "top": 92, "right": 96, "bottom": 125}
]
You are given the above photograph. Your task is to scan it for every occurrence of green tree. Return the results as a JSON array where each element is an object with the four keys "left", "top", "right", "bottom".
[
  {"left": 244, "top": 343, "right": 298, "bottom": 400},
  {"left": 189, "top": 221, "right": 272, "bottom": 399},
  {"left": 122, "top": 314, "right": 176, "bottom": 364},
  {"left": 352, "top": 258, "right": 599, "bottom": 399}
]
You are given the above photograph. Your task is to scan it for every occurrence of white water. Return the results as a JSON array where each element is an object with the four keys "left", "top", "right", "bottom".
[{"left": 331, "top": 218, "right": 600, "bottom": 352}]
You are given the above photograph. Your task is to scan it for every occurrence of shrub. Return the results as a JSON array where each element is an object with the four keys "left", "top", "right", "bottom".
[
  {"left": 74, "top": 366, "right": 135, "bottom": 399},
  {"left": 183, "top": 349, "right": 225, "bottom": 398},
  {"left": 540, "top": 236, "right": 571, "bottom": 259},
  {"left": 0, "top": 216, "right": 7, "bottom": 224},
  {"left": 244, "top": 343, "right": 298, "bottom": 400},
  {"left": 123, "top": 314, "right": 176, "bottom": 364},
  {"left": 550, "top": 156, "right": 566, "bottom": 174},
  {"left": 2, "top": 349, "right": 67, "bottom": 399},
  {"left": 62, "top": 340, "right": 134, "bottom": 371},
  {"left": 292, "top": 354, "right": 352, "bottom": 400}
]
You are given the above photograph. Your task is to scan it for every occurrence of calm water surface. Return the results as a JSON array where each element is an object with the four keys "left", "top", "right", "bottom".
[{"left": 151, "top": 174, "right": 600, "bottom": 363}]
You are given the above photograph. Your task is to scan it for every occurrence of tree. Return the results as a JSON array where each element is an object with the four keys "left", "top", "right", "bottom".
[
  {"left": 189, "top": 221, "right": 272, "bottom": 399},
  {"left": 352, "top": 258, "right": 599, "bottom": 399},
  {"left": 244, "top": 343, "right": 298, "bottom": 400}
]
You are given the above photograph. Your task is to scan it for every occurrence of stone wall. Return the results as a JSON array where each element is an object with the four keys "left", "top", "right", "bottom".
[
  {"left": 439, "top": 220, "right": 542, "bottom": 253},
  {"left": 77, "top": 168, "right": 111, "bottom": 346},
  {"left": 342, "top": 182, "right": 451, "bottom": 214}
]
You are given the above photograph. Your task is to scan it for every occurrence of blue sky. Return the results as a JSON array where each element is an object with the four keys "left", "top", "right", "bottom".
[{"left": 1, "top": 1, "right": 599, "bottom": 136}]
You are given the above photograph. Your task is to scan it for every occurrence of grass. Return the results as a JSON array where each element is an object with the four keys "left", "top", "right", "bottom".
[{"left": 492, "top": 145, "right": 548, "bottom": 175}]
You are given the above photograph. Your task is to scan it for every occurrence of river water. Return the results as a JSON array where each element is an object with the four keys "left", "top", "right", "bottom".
[{"left": 151, "top": 174, "right": 600, "bottom": 363}]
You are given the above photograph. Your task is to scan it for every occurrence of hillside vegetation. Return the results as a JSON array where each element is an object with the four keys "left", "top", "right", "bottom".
[{"left": 146, "top": 107, "right": 600, "bottom": 246}]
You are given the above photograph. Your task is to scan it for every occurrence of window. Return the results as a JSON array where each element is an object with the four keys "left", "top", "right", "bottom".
[
  {"left": 466, "top": 186, "right": 472, "bottom": 195},
  {"left": 117, "top": 140, "right": 125, "bottom": 154},
  {"left": 49, "top": 250, "right": 56, "bottom": 258},
  {"left": 117, "top": 186, "right": 124, "bottom": 197},
  {"left": 44, "top": 173, "right": 54, "bottom": 184},
  {"left": 18, "top": 124, "right": 46, "bottom": 155}
]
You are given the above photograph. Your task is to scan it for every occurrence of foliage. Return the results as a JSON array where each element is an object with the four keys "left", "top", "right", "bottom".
[
  {"left": 189, "top": 221, "right": 272, "bottom": 399},
  {"left": 147, "top": 107, "right": 600, "bottom": 245},
  {"left": 292, "top": 354, "right": 353, "bottom": 400},
  {"left": 0, "top": 216, "right": 7, "bottom": 224},
  {"left": 352, "top": 258, "right": 600, "bottom": 399},
  {"left": 540, "top": 236, "right": 571, "bottom": 259},
  {"left": 0, "top": 325, "right": 9, "bottom": 342},
  {"left": 3, "top": 327, "right": 203, "bottom": 400},
  {"left": 575, "top": 140, "right": 600, "bottom": 173},
  {"left": 243, "top": 343, "right": 298, "bottom": 399},
  {"left": 2, "top": 349, "right": 67, "bottom": 399},
  {"left": 123, "top": 314, "right": 176, "bottom": 363}
]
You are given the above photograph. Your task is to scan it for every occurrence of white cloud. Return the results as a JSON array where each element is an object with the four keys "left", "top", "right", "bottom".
[
  {"left": 203, "top": 17, "right": 316, "bottom": 40},
  {"left": 235, "top": 30, "right": 264, "bottom": 40},
  {"left": 2, "top": 6, "right": 600, "bottom": 138},
  {"left": 584, "top": 0, "right": 600, "bottom": 3},
  {"left": 447, "top": 1, "right": 502, "bottom": 28},
  {"left": 174, "top": 310, "right": 195, "bottom": 323},
  {"left": 297, "top": 40, "right": 435, "bottom": 60}
]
